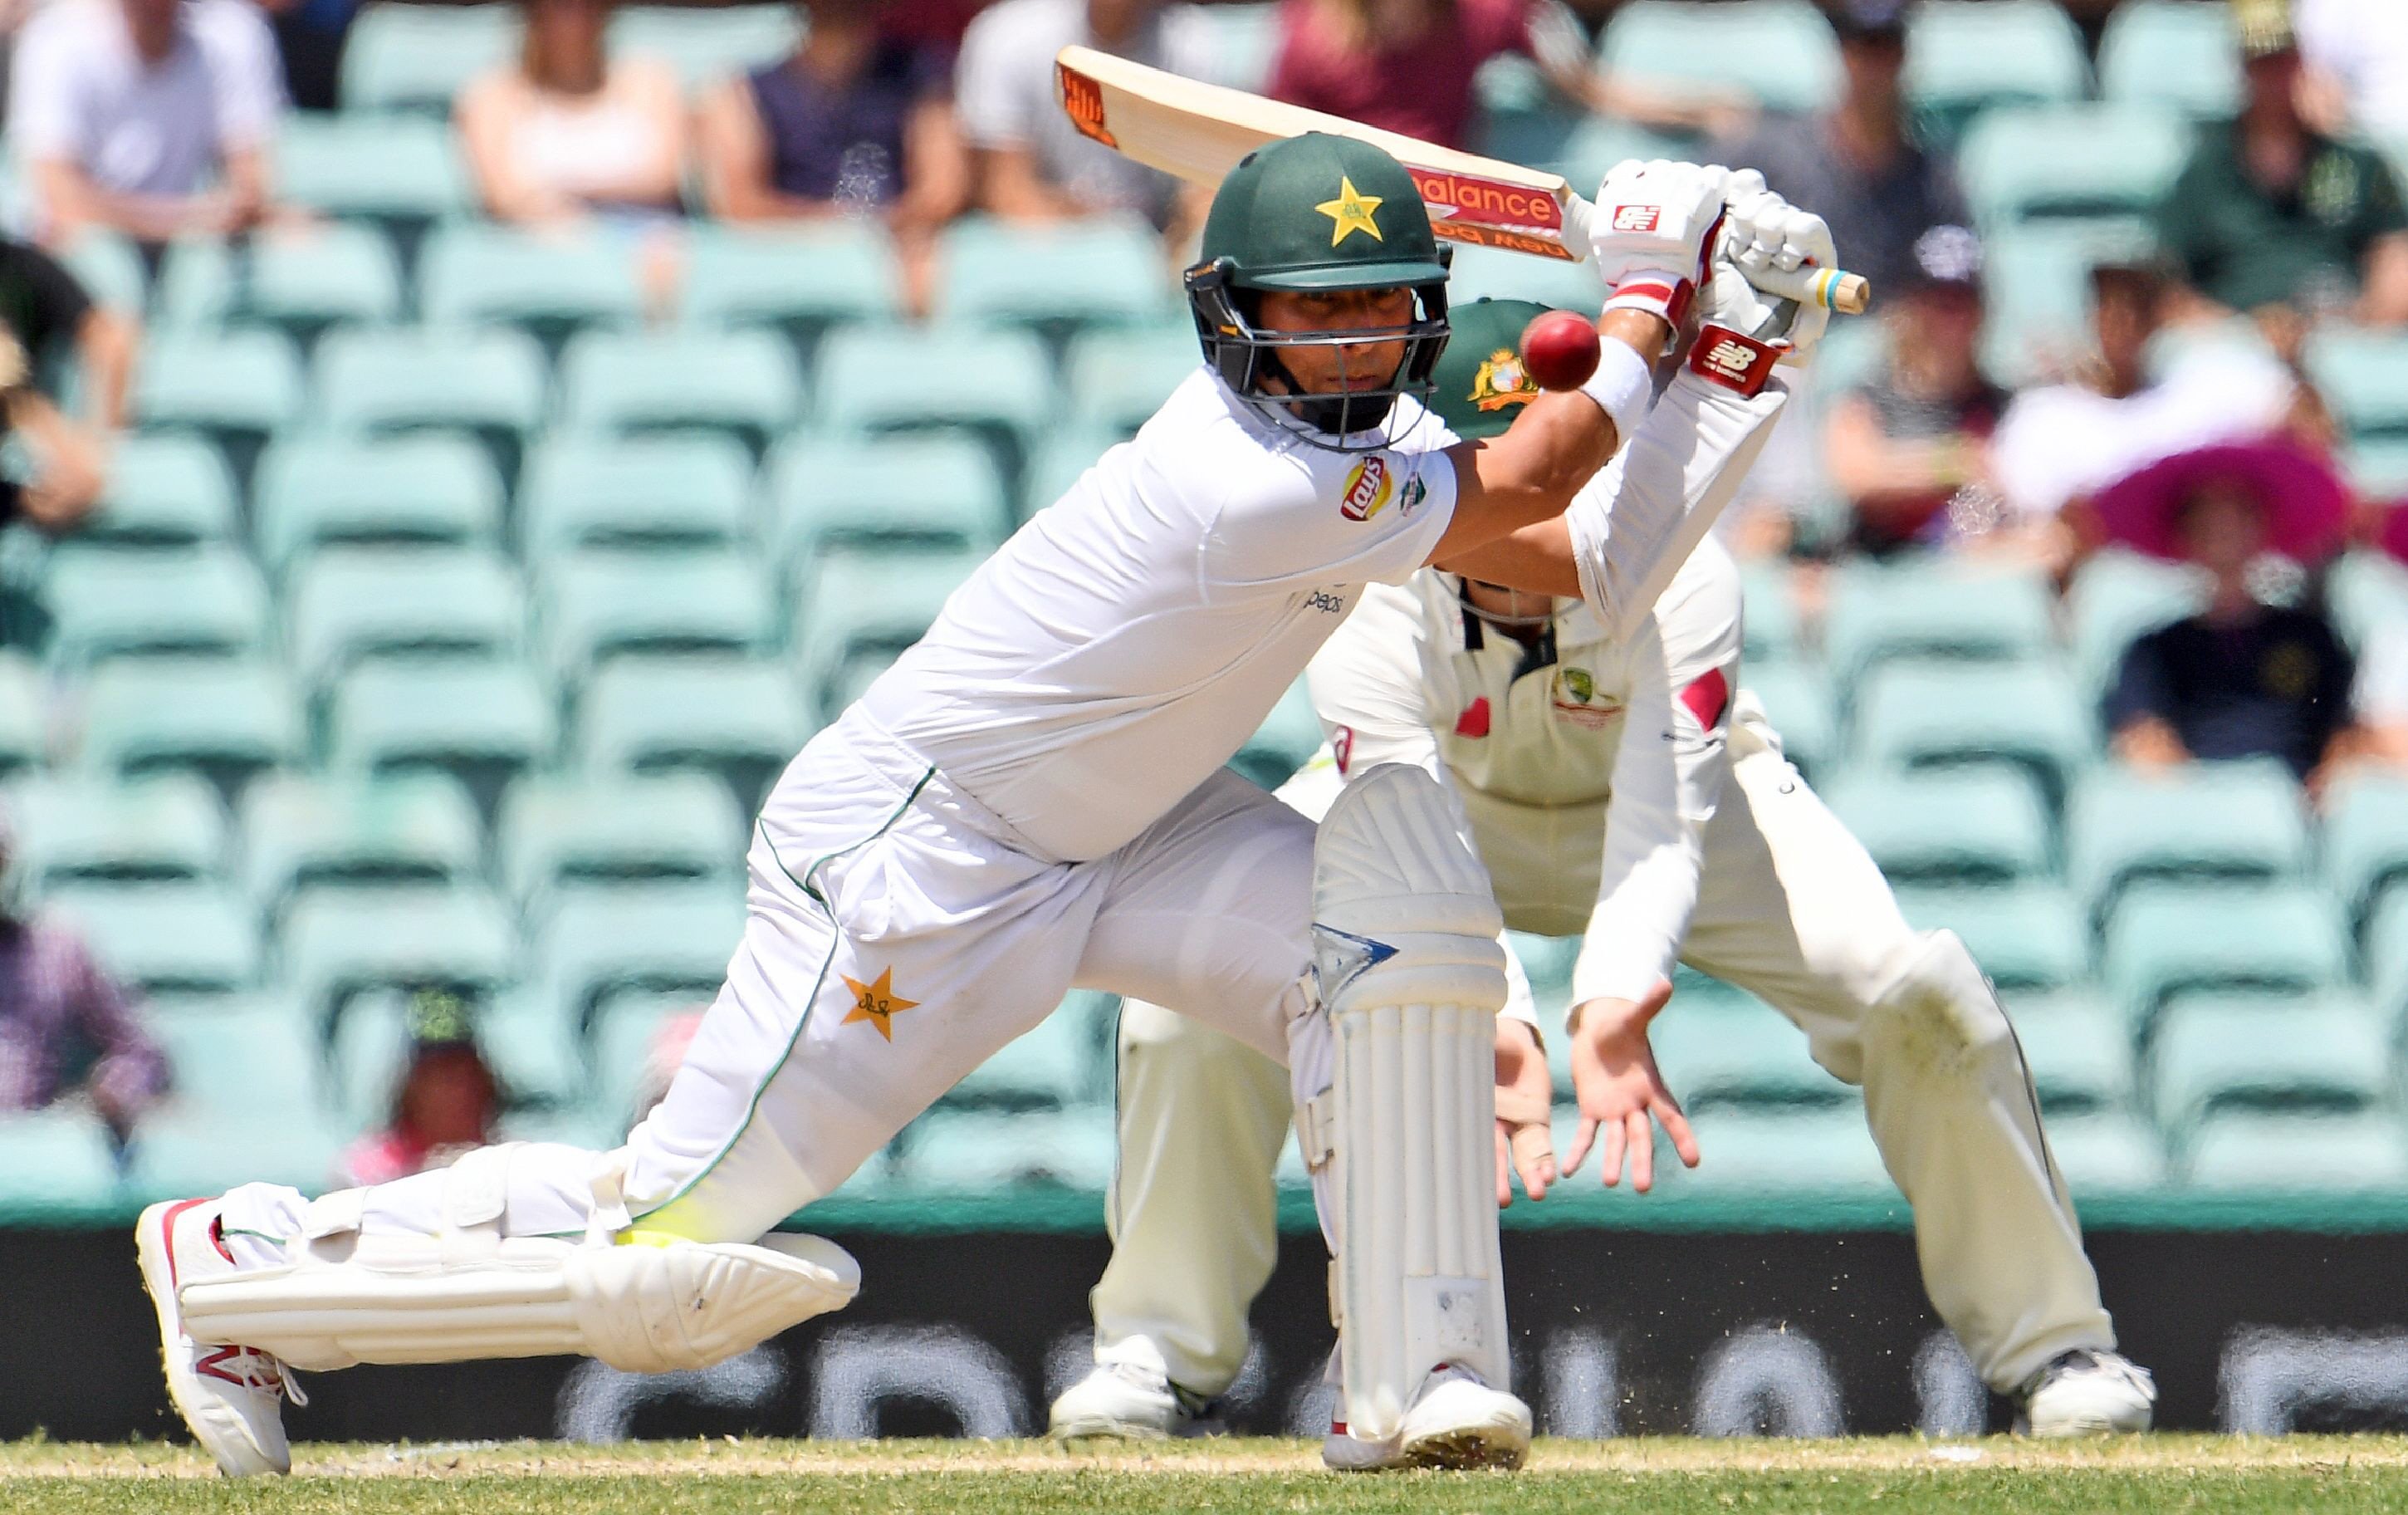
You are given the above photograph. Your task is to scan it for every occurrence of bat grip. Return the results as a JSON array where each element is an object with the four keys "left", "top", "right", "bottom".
[{"left": 1748, "top": 263, "right": 1872, "bottom": 316}]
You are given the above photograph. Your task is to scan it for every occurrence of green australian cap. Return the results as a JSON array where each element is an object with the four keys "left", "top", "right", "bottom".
[
  {"left": 1200, "top": 132, "right": 1448, "bottom": 292},
  {"left": 1427, "top": 297, "right": 1554, "bottom": 440}
]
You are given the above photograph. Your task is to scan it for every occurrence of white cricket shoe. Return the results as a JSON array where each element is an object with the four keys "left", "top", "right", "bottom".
[
  {"left": 136, "top": 1197, "right": 306, "bottom": 1476},
  {"left": 2019, "top": 1349, "right": 2156, "bottom": 1436},
  {"left": 1048, "top": 1361, "right": 1212, "bottom": 1440},
  {"left": 1322, "top": 1365, "right": 1532, "bottom": 1472}
]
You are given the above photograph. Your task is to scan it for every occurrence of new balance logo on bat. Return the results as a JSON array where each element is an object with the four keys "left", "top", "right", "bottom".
[{"left": 1611, "top": 205, "right": 1662, "bottom": 233}]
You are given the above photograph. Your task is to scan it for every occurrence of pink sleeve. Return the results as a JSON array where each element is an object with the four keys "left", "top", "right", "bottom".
[
  {"left": 1484, "top": 0, "right": 1539, "bottom": 61},
  {"left": 1266, "top": 0, "right": 1322, "bottom": 107}
]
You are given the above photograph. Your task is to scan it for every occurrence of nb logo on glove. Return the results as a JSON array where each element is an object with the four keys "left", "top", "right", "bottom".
[
  {"left": 1610, "top": 204, "right": 1662, "bottom": 233},
  {"left": 1698, "top": 339, "right": 1755, "bottom": 381}
]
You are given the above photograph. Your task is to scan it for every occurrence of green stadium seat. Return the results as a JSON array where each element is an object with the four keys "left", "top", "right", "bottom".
[
  {"left": 1822, "top": 561, "right": 2054, "bottom": 685},
  {"left": 588, "top": 990, "right": 703, "bottom": 1130},
  {"left": 2010, "top": 997, "right": 2136, "bottom": 1115},
  {"left": 78, "top": 656, "right": 303, "bottom": 784},
  {"left": 340, "top": 2, "right": 520, "bottom": 115},
  {"left": 899, "top": 1107, "right": 1116, "bottom": 1190},
  {"left": 238, "top": 772, "right": 483, "bottom": 914},
  {"left": 131, "top": 327, "right": 304, "bottom": 445},
  {"left": 281, "top": 885, "right": 518, "bottom": 1026},
  {"left": 1439, "top": 243, "right": 1606, "bottom": 319},
  {"left": 608, "top": 2, "right": 799, "bottom": 86},
  {"left": 12, "top": 772, "right": 223, "bottom": 889},
  {"left": 2097, "top": 0, "right": 2240, "bottom": 118},
  {"left": 2184, "top": 1111, "right": 2408, "bottom": 1189},
  {"left": 2303, "top": 327, "right": 2408, "bottom": 441},
  {"left": 946, "top": 1000, "right": 1103, "bottom": 1110},
  {"left": 330, "top": 987, "right": 582, "bottom": 1126},
  {"left": 418, "top": 224, "right": 645, "bottom": 344},
  {"left": 1904, "top": 2, "right": 2090, "bottom": 142},
  {"left": 938, "top": 218, "right": 1177, "bottom": 333},
  {"left": 0, "top": 1109, "right": 122, "bottom": 1209},
  {"left": 576, "top": 655, "right": 810, "bottom": 804},
  {"left": 2065, "top": 547, "right": 2202, "bottom": 697},
  {"left": 130, "top": 1108, "right": 344, "bottom": 1198},
  {"left": 1849, "top": 661, "right": 2094, "bottom": 802},
  {"left": 1598, "top": 0, "right": 1841, "bottom": 115},
  {"left": 0, "top": 653, "right": 43, "bottom": 776},
  {"left": 289, "top": 548, "right": 527, "bottom": 694},
  {"left": 2103, "top": 882, "right": 2347, "bottom": 1027},
  {"left": 2068, "top": 761, "right": 2308, "bottom": 914},
  {"left": 815, "top": 325, "right": 1055, "bottom": 472},
  {"left": 772, "top": 435, "right": 1009, "bottom": 572},
  {"left": 275, "top": 114, "right": 474, "bottom": 229},
  {"left": 478, "top": 992, "right": 586, "bottom": 1109},
  {"left": 2361, "top": 889, "right": 2408, "bottom": 1011},
  {"left": 1669, "top": 1107, "right": 1890, "bottom": 1192},
  {"left": 42, "top": 547, "right": 271, "bottom": 669},
  {"left": 84, "top": 435, "right": 238, "bottom": 547},
  {"left": 794, "top": 548, "right": 980, "bottom": 701},
  {"left": 313, "top": 327, "right": 549, "bottom": 454},
  {"left": 2323, "top": 772, "right": 2408, "bottom": 925},
  {"left": 1738, "top": 561, "right": 1801, "bottom": 666},
  {"left": 1821, "top": 767, "right": 2052, "bottom": 885},
  {"left": 154, "top": 223, "right": 404, "bottom": 337},
  {"left": 42, "top": 880, "right": 258, "bottom": 995},
  {"left": 1652, "top": 1000, "right": 1843, "bottom": 1111},
  {"left": 326, "top": 660, "right": 557, "bottom": 785},
  {"left": 1957, "top": 105, "right": 2186, "bottom": 228},
  {"left": 2041, "top": 1112, "right": 2167, "bottom": 1193},
  {"left": 1021, "top": 426, "right": 1123, "bottom": 521},
  {"left": 498, "top": 772, "right": 746, "bottom": 910},
  {"left": 1065, "top": 326, "right": 1204, "bottom": 439},
  {"left": 1740, "top": 664, "right": 1838, "bottom": 781},
  {"left": 154, "top": 1004, "right": 319, "bottom": 1112},
  {"left": 521, "top": 434, "right": 756, "bottom": 557},
  {"left": 53, "top": 229, "right": 145, "bottom": 316},
  {"left": 535, "top": 882, "right": 744, "bottom": 1026},
  {"left": 1978, "top": 221, "right": 2153, "bottom": 387},
  {"left": 2153, "top": 994, "right": 2391, "bottom": 1133},
  {"left": 539, "top": 551, "right": 773, "bottom": 675},
  {"left": 680, "top": 223, "right": 900, "bottom": 336},
  {"left": 253, "top": 435, "right": 505, "bottom": 575},
  {"left": 2342, "top": 439, "right": 2408, "bottom": 500},
  {"left": 1231, "top": 678, "right": 1324, "bottom": 792},
  {"left": 2327, "top": 548, "right": 2408, "bottom": 654},
  {"left": 556, "top": 329, "right": 803, "bottom": 454},
  {"left": 1893, "top": 885, "right": 2091, "bottom": 994}
]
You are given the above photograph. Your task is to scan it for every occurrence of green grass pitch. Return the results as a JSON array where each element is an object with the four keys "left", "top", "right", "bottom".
[{"left": 7, "top": 1437, "right": 2408, "bottom": 1513}]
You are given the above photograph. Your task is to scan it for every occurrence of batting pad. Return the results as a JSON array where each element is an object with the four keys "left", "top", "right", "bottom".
[{"left": 1310, "top": 763, "right": 1510, "bottom": 1442}]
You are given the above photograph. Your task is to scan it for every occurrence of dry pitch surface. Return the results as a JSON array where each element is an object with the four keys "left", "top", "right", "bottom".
[{"left": 5, "top": 1436, "right": 2408, "bottom": 1513}]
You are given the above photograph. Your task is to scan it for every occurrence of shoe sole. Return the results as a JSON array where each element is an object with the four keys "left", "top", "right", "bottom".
[
  {"left": 135, "top": 1201, "right": 286, "bottom": 1478},
  {"left": 1049, "top": 1418, "right": 1174, "bottom": 1444},
  {"left": 1401, "top": 1424, "right": 1529, "bottom": 1471}
]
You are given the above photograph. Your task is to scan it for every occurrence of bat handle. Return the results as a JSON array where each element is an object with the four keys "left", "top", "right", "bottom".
[{"left": 1749, "top": 263, "right": 1872, "bottom": 316}]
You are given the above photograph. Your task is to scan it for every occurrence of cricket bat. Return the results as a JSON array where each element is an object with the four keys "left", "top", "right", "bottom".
[{"left": 1055, "top": 45, "right": 1871, "bottom": 316}]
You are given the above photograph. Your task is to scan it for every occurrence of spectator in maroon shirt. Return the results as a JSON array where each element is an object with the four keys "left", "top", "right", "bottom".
[{"left": 335, "top": 990, "right": 504, "bottom": 1189}]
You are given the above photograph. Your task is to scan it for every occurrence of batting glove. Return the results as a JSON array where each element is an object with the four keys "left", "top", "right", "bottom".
[{"left": 1589, "top": 158, "right": 1730, "bottom": 331}]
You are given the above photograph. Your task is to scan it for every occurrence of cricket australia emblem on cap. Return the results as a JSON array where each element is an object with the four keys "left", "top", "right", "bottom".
[
  {"left": 1339, "top": 454, "right": 1395, "bottom": 521},
  {"left": 1471, "top": 348, "right": 1537, "bottom": 412}
]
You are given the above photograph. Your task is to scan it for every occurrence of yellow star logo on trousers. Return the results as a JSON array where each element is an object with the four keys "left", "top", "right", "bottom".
[
  {"left": 1315, "top": 176, "right": 1385, "bottom": 247},
  {"left": 840, "top": 966, "right": 919, "bottom": 1041}
]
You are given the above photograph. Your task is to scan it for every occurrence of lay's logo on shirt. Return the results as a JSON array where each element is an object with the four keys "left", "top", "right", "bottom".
[{"left": 1340, "top": 455, "right": 1394, "bottom": 521}]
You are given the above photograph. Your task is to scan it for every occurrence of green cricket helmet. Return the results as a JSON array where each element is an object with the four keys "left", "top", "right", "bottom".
[
  {"left": 1186, "top": 133, "right": 1451, "bottom": 449},
  {"left": 1427, "top": 297, "right": 1554, "bottom": 442}
]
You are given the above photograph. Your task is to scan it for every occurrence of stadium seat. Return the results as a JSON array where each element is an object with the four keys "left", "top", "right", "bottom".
[
  {"left": 498, "top": 772, "right": 746, "bottom": 910},
  {"left": 2184, "top": 1111, "right": 2408, "bottom": 1189},
  {"left": 575, "top": 655, "right": 810, "bottom": 806},
  {"left": 2152, "top": 995, "right": 2391, "bottom": 1134},
  {"left": 129, "top": 1107, "right": 345, "bottom": 1198},
  {"left": 772, "top": 435, "right": 1011, "bottom": 572},
  {"left": 680, "top": 223, "right": 901, "bottom": 336},
  {"left": 534, "top": 882, "right": 745, "bottom": 1027},
  {"left": 0, "top": 654, "right": 43, "bottom": 776},
  {"left": 1848, "top": 661, "right": 2094, "bottom": 802},
  {"left": 1738, "top": 561, "right": 1801, "bottom": 667},
  {"left": 12, "top": 772, "right": 224, "bottom": 889},
  {"left": 0, "top": 1109, "right": 123, "bottom": 1209},
  {"left": 1740, "top": 664, "right": 1838, "bottom": 781},
  {"left": 340, "top": 2, "right": 521, "bottom": 115},
  {"left": 1978, "top": 220, "right": 2155, "bottom": 387},
  {"left": 1668, "top": 1107, "right": 1891, "bottom": 1192},
  {"left": 2064, "top": 547, "right": 2203, "bottom": 696},
  {"left": 555, "top": 328, "right": 804, "bottom": 454},
  {"left": 1821, "top": 561, "right": 2055, "bottom": 685},
  {"left": 326, "top": 660, "right": 557, "bottom": 790},
  {"left": 2009, "top": 998, "right": 2137, "bottom": 1115},
  {"left": 2097, "top": 0, "right": 2240, "bottom": 118},
  {"left": 130, "top": 327, "right": 304, "bottom": 449},
  {"left": 1022, "top": 426, "right": 1126, "bottom": 521},
  {"left": 793, "top": 548, "right": 982, "bottom": 701},
  {"left": 418, "top": 223, "right": 645, "bottom": 346},
  {"left": 2042, "top": 1112, "right": 2167, "bottom": 1194},
  {"left": 1903, "top": 1, "right": 2090, "bottom": 141},
  {"left": 2323, "top": 772, "right": 2408, "bottom": 925},
  {"left": 275, "top": 114, "right": 475, "bottom": 232},
  {"left": 42, "top": 547, "right": 272, "bottom": 669},
  {"left": 1820, "top": 767, "right": 2053, "bottom": 885},
  {"left": 1652, "top": 1000, "right": 1843, "bottom": 1111},
  {"left": 281, "top": 885, "right": 519, "bottom": 1027},
  {"left": 83, "top": 435, "right": 238, "bottom": 547},
  {"left": 2361, "top": 889, "right": 2408, "bottom": 1011},
  {"left": 42, "top": 880, "right": 259, "bottom": 996},
  {"left": 2067, "top": 761, "right": 2308, "bottom": 914},
  {"left": 328, "top": 986, "right": 582, "bottom": 1127},
  {"left": 1956, "top": 105, "right": 2187, "bottom": 228},
  {"left": 312, "top": 327, "right": 549, "bottom": 468},
  {"left": 938, "top": 218, "right": 1177, "bottom": 333},
  {"left": 1231, "top": 679, "right": 1324, "bottom": 792},
  {"left": 253, "top": 435, "right": 505, "bottom": 574},
  {"left": 1598, "top": 0, "right": 1842, "bottom": 115},
  {"left": 239, "top": 772, "right": 484, "bottom": 915},
  {"left": 154, "top": 223, "right": 404, "bottom": 338},
  {"left": 538, "top": 551, "right": 774, "bottom": 675},
  {"left": 1892, "top": 885, "right": 2091, "bottom": 994},
  {"left": 1440, "top": 242, "right": 1608, "bottom": 317},
  {"left": 52, "top": 229, "right": 145, "bottom": 316},
  {"left": 945, "top": 1000, "right": 1104, "bottom": 1110},
  {"left": 289, "top": 548, "right": 527, "bottom": 692},
  {"left": 2327, "top": 547, "right": 2408, "bottom": 654},
  {"left": 1065, "top": 326, "right": 1205, "bottom": 439},
  {"left": 2343, "top": 439, "right": 2408, "bottom": 501},
  {"left": 588, "top": 989, "right": 706, "bottom": 1130},
  {"left": 2303, "top": 327, "right": 2408, "bottom": 441},
  {"left": 814, "top": 325, "right": 1055, "bottom": 478},
  {"left": 77, "top": 656, "right": 304, "bottom": 784},
  {"left": 154, "top": 1004, "right": 320, "bottom": 1113},
  {"left": 2102, "top": 881, "right": 2347, "bottom": 1027},
  {"left": 608, "top": 2, "right": 798, "bottom": 86},
  {"left": 520, "top": 434, "right": 756, "bottom": 557},
  {"left": 899, "top": 1108, "right": 1117, "bottom": 1190}
]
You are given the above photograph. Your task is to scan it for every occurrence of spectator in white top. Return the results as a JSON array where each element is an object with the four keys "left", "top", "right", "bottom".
[
  {"left": 2297, "top": 0, "right": 2408, "bottom": 140},
  {"left": 7, "top": 0, "right": 284, "bottom": 248},
  {"left": 457, "top": 0, "right": 685, "bottom": 227},
  {"left": 955, "top": 0, "right": 1212, "bottom": 243}
]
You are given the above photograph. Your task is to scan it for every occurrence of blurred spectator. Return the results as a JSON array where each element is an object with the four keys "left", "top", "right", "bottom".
[
  {"left": 2102, "top": 458, "right": 2357, "bottom": 787},
  {"left": 458, "top": 0, "right": 685, "bottom": 225},
  {"left": 7, "top": 0, "right": 286, "bottom": 248},
  {"left": 0, "top": 807, "right": 169, "bottom": 1141},
  {"left": 1265, "top": 0, "right": 1737, "bottom": 154},
  {"left": 0, "top": 236, "right": 134, "bottom": 532},
  {"left": 1821, "top": 224, "right": 2006, "bottom": 556},
  {"left": 1717, "top": 0, "right": 1967, "bottom": 302},
  {"left": 697, "top": 0, "right": 968, "bottom": 318},
  {"left": 254, "top": 0, "right": 360, "bottom": 112},
  {"left": 957, "top": 0, "right": 1211, "bottom": 239},
  {"left": 336, "top": 990, "right": 505, "bottom": 1188},
  {"left": 2296, "top": 0, "right": 2408, "bottom": 140},
  {"left": 2156, "top": 0, "right": 2408, "bottom": 332}
]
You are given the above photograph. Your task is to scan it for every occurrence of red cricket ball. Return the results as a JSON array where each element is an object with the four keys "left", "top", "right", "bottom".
[{"left": 1520, "top": 310, "right": 1602, "bottom": 391}]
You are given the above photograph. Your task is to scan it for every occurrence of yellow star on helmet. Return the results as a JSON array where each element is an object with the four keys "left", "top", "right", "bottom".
[
  {"left": 1315, "top": 175, "right": 1386, "bottom": 248},
  {"left": 840, "top": 965, "right": 919, "bottom": 1042}
]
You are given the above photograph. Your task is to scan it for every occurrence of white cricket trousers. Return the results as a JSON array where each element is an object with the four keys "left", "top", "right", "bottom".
[
  {"left": 1094, "top": 710, "right": 2114, "bottom": 1397},
  {"left": 221, "top": 707, "right": 1323, "bottom": 1258}
]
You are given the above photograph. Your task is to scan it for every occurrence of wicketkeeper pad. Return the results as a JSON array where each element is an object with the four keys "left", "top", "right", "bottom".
[{"left": 1302, "top": 764, "right": 1511, "bottom": 1442}]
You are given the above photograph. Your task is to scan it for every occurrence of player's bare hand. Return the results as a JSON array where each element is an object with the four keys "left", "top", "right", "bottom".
[
  {"left": 1493, "top": 1016, "right": 1556, "bottom": 1208},
  {"left": 1559, "top": 979, "right": 1698, "bottom": 1194}
]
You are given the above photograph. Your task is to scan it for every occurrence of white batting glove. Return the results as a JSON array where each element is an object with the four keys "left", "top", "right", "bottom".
[
  {"left": 1682, "top": 178, "right": 1836, "bottom": 396},
  {"left": 1589, "top": 158, "right": 1730, "bottom": 330}
]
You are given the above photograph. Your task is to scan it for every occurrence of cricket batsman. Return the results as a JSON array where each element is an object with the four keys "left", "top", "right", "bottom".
[
  {"left": 1050, "top": 277, "right": 2157, "bottom": 1446},
  {"left": 135, "top": 140, "right": 1767, "bottom": 1476}
]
